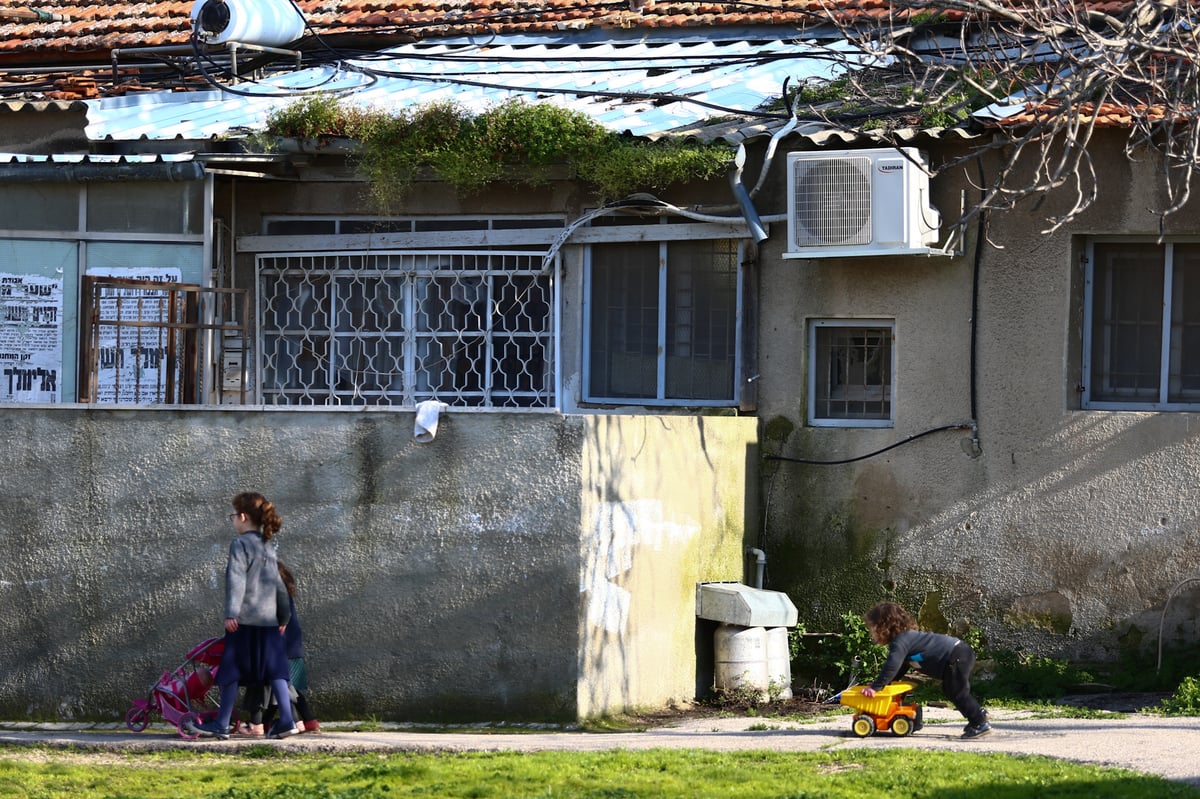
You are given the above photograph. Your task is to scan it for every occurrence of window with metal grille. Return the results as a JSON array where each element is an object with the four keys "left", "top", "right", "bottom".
[
  {"left": 584, "top": 238, "right": 740, "bottom": 405},
  {"left": 809, "top": 320, "right": 894, "bottom": 426},
  {"left": 1083, "top": 241, "right": 1200, "bottom": 409},
  {"left": 256, "top": 250, "right": 555, "bottom": 408}
]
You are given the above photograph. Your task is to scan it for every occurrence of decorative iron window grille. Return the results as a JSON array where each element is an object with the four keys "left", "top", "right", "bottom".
[{"left": 256, "top": 250, "right": 555, "bottom": 408}]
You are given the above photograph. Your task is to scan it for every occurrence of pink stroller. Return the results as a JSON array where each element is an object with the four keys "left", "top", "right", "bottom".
[{"left": 125, "top": 636, "right": 232, "bottom": 739}]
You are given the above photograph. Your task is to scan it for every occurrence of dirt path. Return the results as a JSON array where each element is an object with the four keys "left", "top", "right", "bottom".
[{"left": 1, "top": 703, "right": 1198, "bottom": 787}]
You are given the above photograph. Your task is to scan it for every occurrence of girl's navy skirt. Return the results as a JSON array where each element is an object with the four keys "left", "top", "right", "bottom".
[{"left": 216, "top": 624, "right": 290, "bottom": 687}]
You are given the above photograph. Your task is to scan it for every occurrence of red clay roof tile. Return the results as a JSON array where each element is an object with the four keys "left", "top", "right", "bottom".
[{"left": 0, "top": 0, "right": 926, "bottom": 62}]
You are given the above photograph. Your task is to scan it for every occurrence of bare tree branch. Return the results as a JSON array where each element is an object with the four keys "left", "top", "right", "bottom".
[{"left": 796, "top": 0, "right": 1198, "bottom": 235}]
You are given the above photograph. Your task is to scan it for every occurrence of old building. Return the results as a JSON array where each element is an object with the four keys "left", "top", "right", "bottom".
[{"left": 0, "top": 0, "right": 1194, "bottom": 721}]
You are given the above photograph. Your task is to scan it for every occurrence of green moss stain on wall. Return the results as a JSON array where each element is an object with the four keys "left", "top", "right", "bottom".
[
  {"left": 766, "top": 504, "right": 887, "bottom": 629},
  {"left": 764, "top": 488, "right": 985, "bottom": 635},
  {"left": 1004, "top": 592, "right": 1073, "bottom": 635},
  {"left": 762, "top": 415, "right": 796, "bottom": 447},
  {"left": 916, "top": 591, "right": 950, "bottom": 634}
]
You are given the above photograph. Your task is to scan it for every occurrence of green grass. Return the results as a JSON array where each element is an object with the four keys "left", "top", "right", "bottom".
[{"left": 1, "top": 748, "right": 1196, "bottom": 799}]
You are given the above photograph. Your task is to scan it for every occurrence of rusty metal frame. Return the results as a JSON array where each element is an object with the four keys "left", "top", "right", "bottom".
[{"left": 79, "top": 277, "right": 249, "bottom": 405}]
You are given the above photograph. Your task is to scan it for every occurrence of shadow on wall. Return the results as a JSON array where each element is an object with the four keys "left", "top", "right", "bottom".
[{"left": 765, "top": 409, "right": 1200, "bottom": 661}]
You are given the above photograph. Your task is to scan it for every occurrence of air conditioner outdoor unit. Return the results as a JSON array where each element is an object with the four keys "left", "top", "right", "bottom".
[{"left": 785, "top": 147, "right": 943, "bottom": 259}]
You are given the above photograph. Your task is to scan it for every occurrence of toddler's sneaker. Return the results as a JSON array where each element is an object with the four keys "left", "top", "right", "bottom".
[
  {"left": 266, "top": 722, "right": 300, "bottom": 740},
  {"left": 961, "top": 720, "right": 992, "bottom": 739},
  {"left": 190, "top": 719, "right": 230, "bottom": 740},
  {"left": 302, "top": 719, "right": 321, "bottom": 734}
]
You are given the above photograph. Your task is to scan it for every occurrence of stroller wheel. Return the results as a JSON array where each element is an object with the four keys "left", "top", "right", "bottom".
[
  {"left": 178, "top": 712, "right": 201, "bottom": 740},
  {"left": 125, "top": 706, "right": 150, "bottom": 733}
]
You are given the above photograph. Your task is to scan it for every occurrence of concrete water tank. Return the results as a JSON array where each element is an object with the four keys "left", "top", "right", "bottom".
[
  {"left": 191, "top": 0, "right": 306, "bottom": 47},
  {"left": 714, "top": 624, "right": 769, "bottom": 694},
  {"left": 702, "top": 584, "right": 799, "bottom": 700},
  {"left": 766, "top": 626, "right": 793, "bottom": 699}
]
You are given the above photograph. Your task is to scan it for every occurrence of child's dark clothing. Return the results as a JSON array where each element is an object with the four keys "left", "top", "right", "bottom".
[
  {"left": 261, "top": 595, "right": 317, "bottom": 732},
  {"left": 870, "top": 630, "right": 985, "bottom": 726}
]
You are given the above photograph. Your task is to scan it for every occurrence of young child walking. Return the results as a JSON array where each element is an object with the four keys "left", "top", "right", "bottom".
[
  {"left": 268, "top": 561, "right": 320, "bottom": 733},
  {"left": 190, "top": 491, "right": 298, "bottom": 740},
  {"left": 861, "top": 601, "right": 991, "bottom": 739}
]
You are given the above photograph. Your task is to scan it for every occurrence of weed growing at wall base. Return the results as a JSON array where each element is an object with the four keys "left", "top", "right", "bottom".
[{"left": 1157, "top": 675, "right": 1200, "bottom": 715}]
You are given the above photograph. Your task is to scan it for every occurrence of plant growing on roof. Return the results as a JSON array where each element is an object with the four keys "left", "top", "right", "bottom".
[{"left": 264, "top": 95, "right": 732, "bottom": 208}]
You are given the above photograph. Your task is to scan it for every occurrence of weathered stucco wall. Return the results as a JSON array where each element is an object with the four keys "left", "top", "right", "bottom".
[
  {"left": 0, "top": 407, "right": 753, "bottom": 722},
  {"left": 754, "top": 132, "right": 1200, "bottom": 663},
  {"left": 577, "top": 415, "right": 757, "bottom": 717}
]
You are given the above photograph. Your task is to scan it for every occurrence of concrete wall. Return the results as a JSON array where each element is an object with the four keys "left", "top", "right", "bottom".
[
  {"left": 0, "top": 407, "right": 754, "bottom": 722},
  {"left": 753, "top": 132, "right": 1200, "bottom": 663},
  {"left": 577, "top": 415, "right": 757, "bottom": 716}
]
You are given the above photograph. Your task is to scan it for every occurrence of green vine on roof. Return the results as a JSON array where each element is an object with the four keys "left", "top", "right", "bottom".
[{"left": 264, "top": 94, "right": 733, "bottom": 207}]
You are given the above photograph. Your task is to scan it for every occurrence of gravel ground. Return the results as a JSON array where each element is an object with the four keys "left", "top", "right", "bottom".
[{"left": 0, "top": 697, "right": 1197, "bottom": 788}]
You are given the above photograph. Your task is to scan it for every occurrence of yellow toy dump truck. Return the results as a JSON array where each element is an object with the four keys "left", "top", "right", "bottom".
[{"left": 839, "top": 681, "right": 923, "bottom": 737}]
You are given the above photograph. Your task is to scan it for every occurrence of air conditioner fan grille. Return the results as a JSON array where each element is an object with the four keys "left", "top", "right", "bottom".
[{"left": 791, "top": 156, "right": 872, "bottom": 247}]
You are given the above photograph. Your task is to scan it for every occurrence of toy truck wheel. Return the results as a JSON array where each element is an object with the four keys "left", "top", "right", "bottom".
[
  {"left": 890, "top": 716, "right": 913, "bottom": 737},
  {"left": 852, "top": 715, "right": 875, "bottom": 737}
]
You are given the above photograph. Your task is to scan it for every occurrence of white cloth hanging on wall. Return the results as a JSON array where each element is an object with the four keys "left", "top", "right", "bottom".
[{"left": 414, "top": 400, "right": 450, "bottom": 443}]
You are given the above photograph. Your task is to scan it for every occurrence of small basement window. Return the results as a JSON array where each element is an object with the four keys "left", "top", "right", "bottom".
[{"left": 808, "top": 319, "right": 894, "bottom": 427}]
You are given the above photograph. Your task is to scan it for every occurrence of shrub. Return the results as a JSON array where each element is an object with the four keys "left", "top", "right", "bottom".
[
  {"left": 1157, "top": 675, "right": 1200, "bottom": 715},
  {"left": 262, "top": 95, "right": 733, "bottom": 207}
]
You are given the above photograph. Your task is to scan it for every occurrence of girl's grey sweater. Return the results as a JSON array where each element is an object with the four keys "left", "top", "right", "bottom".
[{"left": 224, "top": 532, "right": 291, "bottom": 627}]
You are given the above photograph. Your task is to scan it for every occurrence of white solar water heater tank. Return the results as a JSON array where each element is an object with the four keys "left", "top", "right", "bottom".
[{"left": 191, "top": 0, "right": 306, "bottom": 47}]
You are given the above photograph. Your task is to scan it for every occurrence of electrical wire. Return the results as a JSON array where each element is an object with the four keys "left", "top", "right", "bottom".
[
  {"left": 1157, "top": 577, "right": 1200, "bottom": 674},
  {"left": 764, "top": 423, "right": 974, "bottom": 466},
  {"left": 187, "top": 31, "right": 371, "bottom": 98},
  {"left": 178, "top": 0, "right": 864, "bottom": 117}
]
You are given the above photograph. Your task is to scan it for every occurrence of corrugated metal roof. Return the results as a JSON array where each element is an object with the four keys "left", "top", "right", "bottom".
[
  {"left": 0, "top": 152, "right": 196, "bottom": 163},
  {"left": 85, "top": 35, "right": 869, "bottom": 142},
  {"left": 0, "top": 99, "right": 87, "bottom": 112}
]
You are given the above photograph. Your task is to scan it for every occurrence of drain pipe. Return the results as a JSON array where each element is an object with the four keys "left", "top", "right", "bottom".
[
  {"left": 746, "top": 547, "right": 767, "bottom": 589},
  {"left": 730, "top": 144, "right": 769, "bottom": 243}
]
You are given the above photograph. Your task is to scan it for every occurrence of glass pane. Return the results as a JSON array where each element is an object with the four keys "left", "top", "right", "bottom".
[
  {"left": 0, "top": 184, "right": 77, "bottom": 230},
  {"left": 332, "top": 334, "right": 404, "bottom": 403},
  {"left": 265, "top": 219, "right": 336, "bottom": 235},
  {"left": 813, "top": 325, "right": 892, "bottom": 419},
  {"left": 1090, "top": 243, "right": 1163, "bottom": 402},
  {"left": 87, "top": 181, "right": 204, "bottom": 234},
  {"left": 334, "top": 274, "right": 404, "bottom": 331},
  {"left": 339, "top": 219, "right": 409, "bottom": 234},
  {"left": 261, "top": 334, "right": 329, "bottom": 396},
  {"left": 262, "top": 274, "right": 330, "bottom": 331},
  {"left": 664, "top": 240, "right": 737, "bottom": 401},
  {"left": 1169, "top": 244, "right": 1200, "bottom": 401},
  {"left": 588, "top": 243, "right": 658, "bottom": 398}
]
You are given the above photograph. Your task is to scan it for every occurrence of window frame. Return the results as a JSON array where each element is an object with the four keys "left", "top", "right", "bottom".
[
  {"left": 807, "top": 318, "right": 896, "bottom": 428},
  {"left": 254, "top": 249, "right": 557, "bottom": 409},
  {"left": 1082, "top": 238, "right": 1200, "bottom": 411},
  {"left": 581, "top": 237, "right": 744, "bottom": 407}
]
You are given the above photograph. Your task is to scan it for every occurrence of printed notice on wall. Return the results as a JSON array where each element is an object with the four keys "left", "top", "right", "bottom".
[
  {"left": 87, "top": 267, "right": 182, "bottom": 404},
  {"left": 0, "top": 273, "right": 63, "bottom": 403}
]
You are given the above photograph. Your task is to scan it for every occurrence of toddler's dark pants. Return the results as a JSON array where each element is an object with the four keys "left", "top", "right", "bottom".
[{"left": 942, "top": 642, "right": 986, "bottom": 726}]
